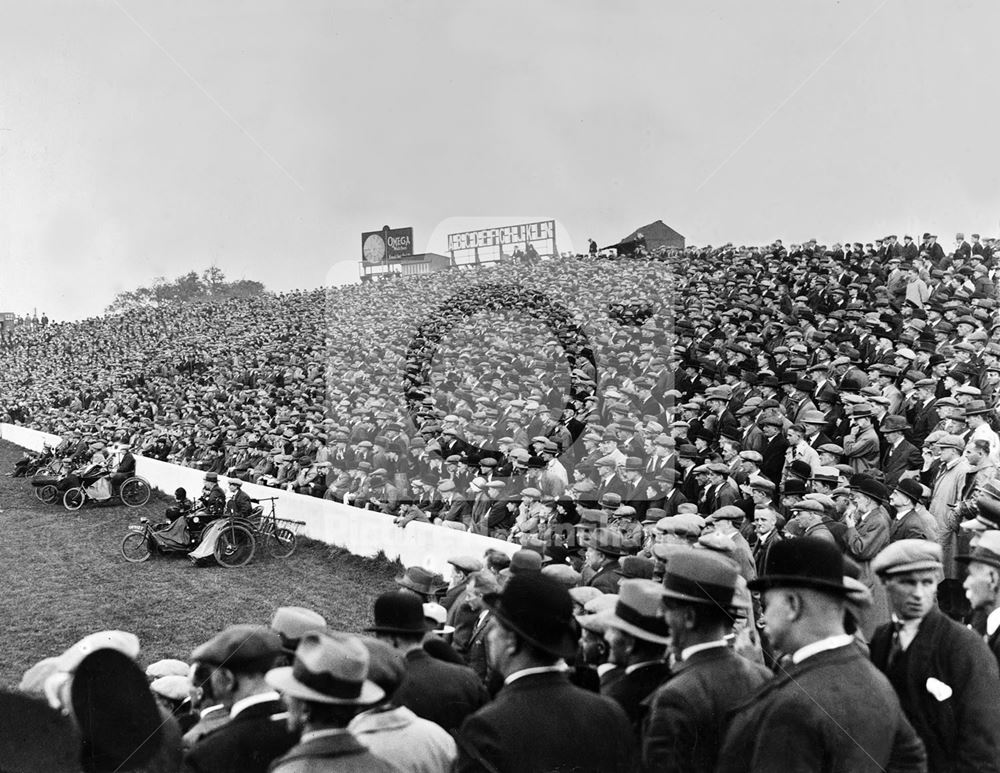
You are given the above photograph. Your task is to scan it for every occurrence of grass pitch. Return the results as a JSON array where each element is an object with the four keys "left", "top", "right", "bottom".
[{"left": 0, "top": 441, "right": 399, "bottom": 688}]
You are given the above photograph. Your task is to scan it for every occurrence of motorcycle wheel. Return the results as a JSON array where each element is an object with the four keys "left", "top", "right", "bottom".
[{"left": 214, "top": 524, "right": 256, "bottom": 568}]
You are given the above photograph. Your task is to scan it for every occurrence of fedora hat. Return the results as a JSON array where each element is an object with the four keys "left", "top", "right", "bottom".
[
  {"left": 266, "top": 632, "right": 383, "bottom": 706},
  {"left": 394, "top": 566, "right": 445, "bottom": 597},
  {"left": 486, "top": 574, "right": 578, "bottom": 659},
  {"left": 881, "top": 415, "right": 911, "bottom": 433},
  {"left": 595, "top": 579, "right": 670, "bottom": 644},
  {"left": 748, "top": 537, "right": 851, "bottom": 596},
  {"left": 615, "top": 555, "right": 655, "bottom": 580},
  {"left": 956, "top": 531, "right": 1000, "bottom": 571},
  {"left": 660, "top": 548, "right": 739, "bottom": 609},
  {"left": 964, "top": 399, "right": 994, "bottom": 416},
  {"left": 366, "top": 590, "right": 430, "bottom": 635},
  {"left": 586, "top": 527, "right": 626, "bottom": 557},
  {"left": 800, "top": 410, "right": 828, "bottom": 425}
]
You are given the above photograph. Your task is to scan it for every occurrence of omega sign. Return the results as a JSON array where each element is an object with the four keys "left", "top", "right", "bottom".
[{"left": 361, "top": 226, "right": 414, "bottom": 263}]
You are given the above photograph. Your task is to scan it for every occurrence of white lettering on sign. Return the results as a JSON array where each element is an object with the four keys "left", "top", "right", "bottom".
[{"left": 447, "top": 220, "right": 555, "bottom": 251}]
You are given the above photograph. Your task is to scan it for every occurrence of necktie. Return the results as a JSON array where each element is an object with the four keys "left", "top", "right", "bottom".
[{"left": 886, "top": 620, "right": 904, "bottom": 669}]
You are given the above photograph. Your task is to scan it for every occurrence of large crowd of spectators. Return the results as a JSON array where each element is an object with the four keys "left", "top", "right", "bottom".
[{"left": 4, "top": 230, "right": 1000, "bottom": 770}]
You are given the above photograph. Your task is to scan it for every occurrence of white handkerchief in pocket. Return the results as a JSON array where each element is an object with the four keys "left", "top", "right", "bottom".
[{"left": 926, "top": 677, "right": 953, "bottom": 702}]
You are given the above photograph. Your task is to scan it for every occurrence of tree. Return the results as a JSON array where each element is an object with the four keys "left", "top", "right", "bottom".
[{"left": 105, "top": 268, "right": 267, "bottom": 314}]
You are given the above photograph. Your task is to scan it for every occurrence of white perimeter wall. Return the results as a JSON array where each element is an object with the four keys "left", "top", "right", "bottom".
[{"left": 1, "top": 424, "right": 520, "bottom": 574}]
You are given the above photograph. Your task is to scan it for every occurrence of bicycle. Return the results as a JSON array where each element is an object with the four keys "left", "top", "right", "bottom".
[{"left": 250, "top": 497, "right": 303, "bottom": 559}]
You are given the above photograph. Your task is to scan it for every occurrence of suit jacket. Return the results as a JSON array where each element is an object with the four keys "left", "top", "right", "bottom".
[
  {"left": 752, "top": 528, "right": 782, "bottom": 577},
  {"left": 882, "top": 438, "right": 923, "bottom": 488},
  {"left": 587, "top": 561, "right": 622, "bottom": 594},
  {"left": 761, "top": 434, "right": 789, "bottom": 485},
  {"left": 268, "top": 731, "right": 397, "bottom": 773},
  {"left": 395, "top": 648, "right": 488, "bottom": 733},
  {"left": 642, "top": 646, "right": 771, "bottom": 773},
  {"left": 184, "top": 697, "right": 297, "bottom": 773},
  {"left": 717, "top": 644, "right": 926, "bottom": 773},
  {"left": 988, "top": 626, "right": 1000, "bottom": 671},
  {"left": 601, "top": 660, "right": 671, "bottom": 734},
  {"left": 911, "top": 400, "right": 940, "bottom": 448},
  {"left": 870, "top": 608, "right": 1000, "bottom": 773},
  {"left": 455, "top": 671, "right": 635, "bottom": 773},
  {"left": 741, "top": 423, "right": 765, "bottom": 454},
  {"left": 889, "top": 508, "right": 936, "bottom": 542}
]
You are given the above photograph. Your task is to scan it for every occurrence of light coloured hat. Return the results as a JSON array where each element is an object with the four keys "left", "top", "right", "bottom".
[
  {"left": 145, "top": 658, "right": 190, "bottom": 679},
  {"left": 150, "top": 674, "right": 190, "bottom": 702},
  {"left": 871, "top": 539, "right": 943, "bottom": 577},
  {"left": 266, "top": 632, "right": 384, "bottom": 706},
  {"left": 594, "top": 579, "right": 670, "bottom": 645}
]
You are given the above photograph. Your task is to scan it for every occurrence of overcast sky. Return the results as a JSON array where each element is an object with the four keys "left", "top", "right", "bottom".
[{"left": 1, "top": 0, "right": 998, "bottom": 321}]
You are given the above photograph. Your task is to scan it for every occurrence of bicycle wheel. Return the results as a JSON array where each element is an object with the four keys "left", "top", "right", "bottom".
[
  {"left": 266, "top": 527, "right": 297, "bottom": 558},
  {"left": 121, "top": 477, "right": 151, "bottom": 507},
  {"left": 121, "top": 532, "right": 152, "bottom": 563},
  {"left": 40, "top": 485, "right": 60, "bottom": 504},
  {"left": 214, "top": 523, "right": 256, "bottom": 568},
  {"left": 63, "top": 487, "right": 86, "bottom": 511}
]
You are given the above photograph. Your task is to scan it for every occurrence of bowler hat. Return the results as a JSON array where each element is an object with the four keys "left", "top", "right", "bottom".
[
  {"left": 894, "top": 478, "right": 926, "bottom": 504},
  {"left": 367, "top": 590, "right": 430, "bottom": 634},
  {"left": 486, "top": 574, "right": 578, "bottom": 658},
  {"left": 849, "top": 475, "right": 887, "bottom": 504},
  {"left": 748, "top": 537, "right": 851, "bottom": 595}
]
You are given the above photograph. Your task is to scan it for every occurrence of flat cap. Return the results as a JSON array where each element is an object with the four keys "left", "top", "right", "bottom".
[
  {"left": 191, "top": 625, "right": 282, "bottom": 671},
  {"left": 871, "top": 539, "right": 943, "bottom": 577},
  {"left": 447, "top": 555, "right": 484, "bottom": 573},
  {"left": 709, "top": 505, "right": 745, "bottom": 522}
]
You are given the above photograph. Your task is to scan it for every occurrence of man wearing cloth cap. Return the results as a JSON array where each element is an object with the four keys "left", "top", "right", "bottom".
[
  {"left": 870, "top": 540, "right": 1000, "bottom": 773},
  {"left": 643, "top": 549, "right": 771, "bottom": 773},
  {"left": 958, "top": 531, "right": 1000, "bottom": 667},
  {"left": 717, "top": 537, "right": 927, "bottom": 773},
  {"left": 929, "top": 434, "right": 972, "bottom": 579},
  {"left": 594, "top": 579, "right": 672, "bottom": 732},
  {"left": 455, "top": 574, "right": 635, "bottom": 773},
  {"left": 184, "top": 625, "right": 297, "bottom": 773},
  {"left": 265, "top": 632, "right": 396, "bottom": 772}
]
